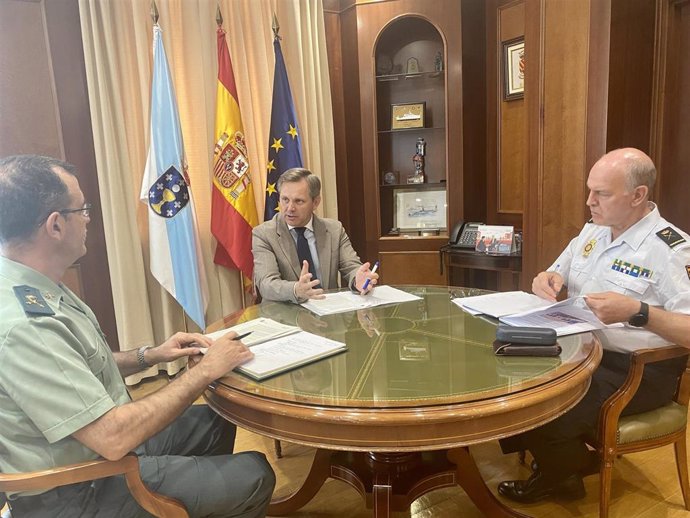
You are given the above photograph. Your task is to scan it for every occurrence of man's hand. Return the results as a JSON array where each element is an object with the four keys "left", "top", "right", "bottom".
[
  {"left": 357, "top": 308, "right": 381, "bottom": 337},
  {"left": 197, "top": 331, "right": 254, "bottom": 381},
  {"left": 532, "top": 271, "right": 565, "bottom": 301},
  {"left": 355, "top": 262, "right": 379, "bottom": 295},
  {"left": 585, "top": 292, "right": 641, "bottom": 324},
  {"left": 147, "top": 332, "right": 212, "bottom": 365},
  {"left": 294, "top": 260, "right": 325, "bottom": 300}
]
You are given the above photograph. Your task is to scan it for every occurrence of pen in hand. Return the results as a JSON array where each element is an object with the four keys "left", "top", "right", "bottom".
[
  {"left": 362, "top": 261, "right": 379, "bottom": 291},
  {"left": 197, "top": 331, "right": 253, "bottom": 355}
]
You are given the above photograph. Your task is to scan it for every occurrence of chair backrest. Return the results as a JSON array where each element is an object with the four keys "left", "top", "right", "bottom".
[{"left": 597, "top": 345, "right": 690, "bottom": 446}]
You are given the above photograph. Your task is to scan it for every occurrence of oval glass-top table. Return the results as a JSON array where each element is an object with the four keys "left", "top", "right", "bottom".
[{"left": 204, "top": 286, "right": 602, "bottom": 517}]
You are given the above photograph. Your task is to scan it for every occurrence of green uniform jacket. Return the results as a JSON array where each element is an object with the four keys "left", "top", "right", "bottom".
[{"left": 0, "top": 256, "right": 129, "bottom": 495}]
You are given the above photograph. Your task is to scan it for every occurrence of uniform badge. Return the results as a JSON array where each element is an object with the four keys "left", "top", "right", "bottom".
[
  {"left": 13, "top": 285, "right": 55, "bottom": 316},
  {"left": 656, "top": 226, "right": 686, "bottom": 248},
  {"left": 686, "top": 265, "right": 690, "bottom": 281},
  {"left": 583, "top": 239, "right": 597, "bottom": 257},
  {"left": 611, "top": 259, "right": 653, "bottom": 279}
]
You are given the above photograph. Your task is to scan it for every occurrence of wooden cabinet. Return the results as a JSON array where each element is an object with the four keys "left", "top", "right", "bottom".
[{"left": 331, "top": 0, "right": 468, "bottom": 286}]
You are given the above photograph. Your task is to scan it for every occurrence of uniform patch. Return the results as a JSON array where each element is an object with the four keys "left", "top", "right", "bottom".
[
  {"left": 13, "top": 285, "right": 55, "bottom": 316},
  {"left": 656, "top": 227, "right": 686, "bottom": 248},
  {"left": 686, "top": 265, "right": 690, "bottom": 281},
  {"left": 611, "top": 259, "right": 653, "bottom": 279},
  {"left": 583, "top": 239, "right": 597, "bottom": 257}
]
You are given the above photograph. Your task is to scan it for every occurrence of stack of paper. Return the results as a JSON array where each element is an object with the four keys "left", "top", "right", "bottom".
[
  {"left": 453, "top": 291, "right": 618, "bottom": 336},
  {"left": 452, "top": 290, "right": 551, "bottom": 318},
  {"left": 204, "top": 317, "right": 300, "bottom": 347},
  {"left": 235, "top": 331, "right": 346, "bottom": 380},
  {"left": 301, "top": 285, "right": 421, "bottom": 316},
  {"left": 499, "top": 296, "right": 617, "bottom": 336}
]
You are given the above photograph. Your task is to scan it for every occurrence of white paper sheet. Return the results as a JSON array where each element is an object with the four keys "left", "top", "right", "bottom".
[
  {"left": 499, "top": 296, "right": 621, "bottom": 336},
  {"left": 452, "top": 290, "right": 552, "bottom": 318},
  {"left": 300, "top": 285, "right": 421, "bottom": 316},
  {"left": 235, "top": 331, "right": 346, "bottom": 380},
  {"left": 203, "top": 317, "right": 300, "bottom": 348}
]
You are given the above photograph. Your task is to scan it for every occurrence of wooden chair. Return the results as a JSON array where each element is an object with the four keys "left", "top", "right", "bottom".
[
  {"left": 594, "top": 345, "right": 690, "bottom": 517},
  {"left": 0, "top": 454, "right": 188, "bottom": 517}
]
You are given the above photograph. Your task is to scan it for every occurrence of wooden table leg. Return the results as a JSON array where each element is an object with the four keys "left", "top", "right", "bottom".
[
  {"left": 372, "top": 471, "right": 392, "bottom": 518},
  {"left": 268, "top": 448, "right": 333, "bottom": 516},
  {"left": 447, "top": 447, "right": 532, "bottom": 518}
]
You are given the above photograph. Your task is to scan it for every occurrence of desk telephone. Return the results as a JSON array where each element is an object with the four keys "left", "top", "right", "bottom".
[{"left": 449, "top": 221, "right": 483, "bottom": 249}]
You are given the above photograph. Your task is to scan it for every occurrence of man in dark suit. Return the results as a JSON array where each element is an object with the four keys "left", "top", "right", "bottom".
[{"left": 252, "top": 168, "right": 378, "bottom": 302}]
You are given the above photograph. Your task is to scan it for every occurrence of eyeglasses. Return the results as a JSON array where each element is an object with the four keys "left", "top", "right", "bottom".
[{"left": 58, "top": 203, "right": 92, "bottom": 218}]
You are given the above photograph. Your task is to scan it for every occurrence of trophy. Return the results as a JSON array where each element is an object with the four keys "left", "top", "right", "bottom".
[{"left": 408, "top": 137, "right": 426, "bottom": 184}]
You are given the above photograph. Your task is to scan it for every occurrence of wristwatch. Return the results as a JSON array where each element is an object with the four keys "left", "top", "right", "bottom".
[
  {"left": 137, "top": 345, "right": 152, "bottom": 369},
  {"left": 628, "top": 301, "right": 649, "bottom": 327}
]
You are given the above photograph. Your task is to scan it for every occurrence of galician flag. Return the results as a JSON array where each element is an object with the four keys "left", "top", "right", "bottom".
[
  {"left": 264, "top": 30, "right": 303, "bottom": 221},
  {"left": 211, "top": 17, "right": 259, "bottom": 281},
  {"left": 140, "top": 23, "right": 208, "bottom": 330}
]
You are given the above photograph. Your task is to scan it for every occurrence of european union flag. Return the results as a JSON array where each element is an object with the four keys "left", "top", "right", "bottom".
[{"left": 264, "top": 35, "right": 303, "bottom": 221}]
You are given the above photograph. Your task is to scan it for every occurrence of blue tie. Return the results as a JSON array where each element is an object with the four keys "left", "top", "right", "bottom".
[{"left": 295, "top": 227, "right": 318, "bottom": 286}]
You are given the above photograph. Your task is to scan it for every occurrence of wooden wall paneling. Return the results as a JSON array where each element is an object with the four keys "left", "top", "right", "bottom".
[
  {"left": 460, "top": 0, "right": 487, "bottom": 224},
  {"left": 0, "top": 0, "right": 63, "bottom": 158},
  {"left": 605, "top": 0, "right": 655, "bottom": 153},
  {"left": 651, "top": 0, "right": 690, "bottom": 231},
  {"left": 379, "top": 251, "right": 447, "bottom": 286},
  {"left": 523, "top": 0, "right": 611, "bottom": 288},
  {"left": 495, "top": 1, "right": 525, "bottom": 227},
  {"left": 323, "top": 2, "right": 351, "bottom": 234},
  {"left": 0, "top": 0, "right": 119, "bottom": 349}
]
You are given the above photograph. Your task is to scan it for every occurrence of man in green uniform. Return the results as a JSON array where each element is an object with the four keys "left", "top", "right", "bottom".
[{"left": 0, "top": 155, "right": 275, "bottom": 517}]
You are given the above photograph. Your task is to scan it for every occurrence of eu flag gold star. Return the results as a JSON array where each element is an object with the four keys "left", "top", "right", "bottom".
[
  {"left": 271, "top": 137, "right": 284, "bottom": 153},
  {"left": 266, "top": 182, "right": 277, "bottom": 195},
  {"left": 266, "top": 160, "right": 276, "bottom": 173},
  {"left": 287, "top": 124, "right": 298, "bottom": 139}
]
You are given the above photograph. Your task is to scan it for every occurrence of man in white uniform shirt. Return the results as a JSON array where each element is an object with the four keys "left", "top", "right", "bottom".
[{"left": 498, "top": 148, "right": 690, "bottom": 503}]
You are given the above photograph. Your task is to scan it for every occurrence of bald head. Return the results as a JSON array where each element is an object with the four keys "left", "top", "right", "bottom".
[
  {"left": 598, "top": 148, "right": 656, "bottom": 193},
  {"left": 586, "top": 148, "right": 656, "bottom": 238}
]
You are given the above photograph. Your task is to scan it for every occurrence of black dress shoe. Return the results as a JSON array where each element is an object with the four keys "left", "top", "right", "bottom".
[{"left": 498, "top": 471, "right": 586, "bottom": 503}]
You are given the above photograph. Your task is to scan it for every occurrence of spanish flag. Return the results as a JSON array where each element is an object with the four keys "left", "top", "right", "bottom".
[{"left": 211, "top": 19, "right": 259, "bottom": 281}]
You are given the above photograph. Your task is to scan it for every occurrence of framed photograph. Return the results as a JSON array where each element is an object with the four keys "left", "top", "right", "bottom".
[
  {"left": 391, "top": 102, "right": 425, "bottom": 130},
  {"left": 475, "top": 225, "right": 514, "bottom": 255},
  {"left": 394, "top": 188, "right": 447, "bottom": 230},
  {"left": 503, "top": 37, "right": 525, "bottom": 100}
]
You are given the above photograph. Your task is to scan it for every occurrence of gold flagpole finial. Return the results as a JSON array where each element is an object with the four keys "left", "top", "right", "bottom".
[
  {"left": 272, "top": 12, "right": 280, "bottom": 39},
  {"left": 216, "top": 3, "right": 223, "bottom": 27},
  {"left": 151, "top": 0, "right": 159, "bottom": 25}
]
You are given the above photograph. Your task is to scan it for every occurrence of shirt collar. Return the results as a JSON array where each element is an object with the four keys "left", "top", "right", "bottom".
[
  {"left": 0, "top": 256, "right": 64, "bottom": 305},
  {"left": 287, "top": 216, "right": 314, "bottom": 233},
  {"left": 615, "top": 202, "right": 660, "bottom": 251}
]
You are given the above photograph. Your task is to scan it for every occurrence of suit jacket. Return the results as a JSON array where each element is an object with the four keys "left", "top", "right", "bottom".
[{"left": 252, "top": 214, "right": 362, "bottom": 302}]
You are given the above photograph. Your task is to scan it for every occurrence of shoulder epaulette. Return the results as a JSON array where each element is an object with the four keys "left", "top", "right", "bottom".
[
  {"left": 656, "top": 226, "right": 687, "bottom": 249},
  {"left": 12, "top": 285, "right": 55, "bottom": 316}
]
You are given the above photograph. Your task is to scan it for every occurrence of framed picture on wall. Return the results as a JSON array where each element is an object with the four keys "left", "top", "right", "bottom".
[{"left": 503, "top": 37, "right": 525, "bottom": 100}]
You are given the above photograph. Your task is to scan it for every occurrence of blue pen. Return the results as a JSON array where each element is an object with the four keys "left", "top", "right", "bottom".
[{"left": 362, "top": 261, "right": 379, "bottom": 291}]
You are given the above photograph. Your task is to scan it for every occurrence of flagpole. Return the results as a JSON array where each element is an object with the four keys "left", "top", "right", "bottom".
[
  {"left": 272, "top": 12, "right": 280, "bottom": 39},
  {"left": 151, "top": 0, "right": 158, "bottom": 24}
]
